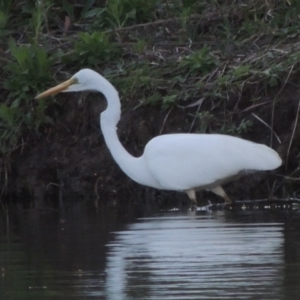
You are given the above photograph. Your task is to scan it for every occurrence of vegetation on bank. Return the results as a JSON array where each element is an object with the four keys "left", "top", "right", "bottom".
[{"left": 1, "top": 0, "right": 300, "bottom": 201}]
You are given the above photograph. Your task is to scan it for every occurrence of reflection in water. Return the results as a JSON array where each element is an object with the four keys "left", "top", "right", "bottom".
[
  {"left": 0, "top": 203, "right": 300, "bottom": 300},
  {"left": 105, "top": 214, "right": 284, "bottom": 300}
]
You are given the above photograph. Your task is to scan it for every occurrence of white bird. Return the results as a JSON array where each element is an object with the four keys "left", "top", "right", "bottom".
[{"left": 36, "top": 69, "right": 282, "bottom": 205}]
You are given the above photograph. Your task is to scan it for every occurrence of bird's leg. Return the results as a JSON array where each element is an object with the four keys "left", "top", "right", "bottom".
[
  {"left": 186, "top": 189, "right": 197, "bottom": 210},
  {"left": 210, "top": 186, "right": 232, "bottom": 203}
]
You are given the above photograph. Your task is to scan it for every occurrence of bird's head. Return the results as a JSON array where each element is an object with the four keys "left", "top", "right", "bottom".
[{"left": 35, "top": 69, "right": 102, "bottom": 99}]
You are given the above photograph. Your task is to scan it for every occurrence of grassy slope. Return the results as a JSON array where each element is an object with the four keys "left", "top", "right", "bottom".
[{"left": 1, "top": 0, "right": 300, "bottom": 205}]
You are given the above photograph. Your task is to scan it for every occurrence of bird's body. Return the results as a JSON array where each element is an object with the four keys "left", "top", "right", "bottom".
[
  {"left": 36, "top": 69, "right": 282, "bottom": 205},
  {"left": 143, "top": 133, "right": 279, "bottom": 190}
]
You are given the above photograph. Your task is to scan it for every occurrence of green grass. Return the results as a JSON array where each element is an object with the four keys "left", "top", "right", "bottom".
[
  {"left": 0, "top": 0, "right": 300, "bottom": 184},
  {"left": 66, "top": 31, "right": 121, "bottom": 67}
]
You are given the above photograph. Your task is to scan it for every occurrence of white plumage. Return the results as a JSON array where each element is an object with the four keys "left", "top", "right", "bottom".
[{"left": 145, "top": 134, "right": 281, "bottom": 190}]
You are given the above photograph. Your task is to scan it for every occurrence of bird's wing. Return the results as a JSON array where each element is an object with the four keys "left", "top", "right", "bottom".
[{"left": 143, "top": 134, "right": 281, "bottom": 191}]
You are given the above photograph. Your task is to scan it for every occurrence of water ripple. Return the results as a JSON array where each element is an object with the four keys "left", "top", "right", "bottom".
[{"left": 105, "top": 214, "right": 284, "bottom": 300}]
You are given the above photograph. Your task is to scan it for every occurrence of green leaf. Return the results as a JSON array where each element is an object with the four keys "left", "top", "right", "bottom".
[
  {"left": 0, "top": 104, "right": 13, "bottom": 126},
  {"left": 269, "top": 76, "right": 278, "bottom": 87}
]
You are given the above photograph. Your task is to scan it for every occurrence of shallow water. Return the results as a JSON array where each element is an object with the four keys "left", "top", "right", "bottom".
[{"left": 0, "top": 202, "right": 300, "bottom": 300}]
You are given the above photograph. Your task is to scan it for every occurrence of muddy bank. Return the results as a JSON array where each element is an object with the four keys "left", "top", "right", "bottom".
[
  {"left": 1, "top": 2, "right": 300, "bottom": 208},
  {"left": 3, "top": 76, "right": 300, "bottom": 208}
]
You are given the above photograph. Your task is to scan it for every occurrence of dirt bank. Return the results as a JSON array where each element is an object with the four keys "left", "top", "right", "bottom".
[
  {"left": 2, "top": 1, "right": 300, "bottom": 208},
  {"left": 4, "top": 77, "right": 300, "bottom": 208}
]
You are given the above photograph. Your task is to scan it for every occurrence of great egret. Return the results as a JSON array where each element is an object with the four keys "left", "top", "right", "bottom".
[{"left": 36, "top": 69, "right": 282, "bottom": 205}]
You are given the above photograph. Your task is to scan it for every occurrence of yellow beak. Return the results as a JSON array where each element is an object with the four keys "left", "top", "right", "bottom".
[{"left": 35, "top": 78, "right": 77, "bottom": 99}]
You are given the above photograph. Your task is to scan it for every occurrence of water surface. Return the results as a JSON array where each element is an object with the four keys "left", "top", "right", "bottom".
[{"left": 0, "top": 203, "right": 300, "bottom": 299}]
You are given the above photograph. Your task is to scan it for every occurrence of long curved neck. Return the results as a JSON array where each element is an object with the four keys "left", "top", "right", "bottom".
[
  {"left": 100, "top": 84, "right": 136, "bottom": 173},
  {"left": 98, "top": 79, "right": 161, "bottom": 188}
]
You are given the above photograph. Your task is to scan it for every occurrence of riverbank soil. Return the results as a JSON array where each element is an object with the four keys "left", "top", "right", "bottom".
[
  {"left": 6, "top": 83, "right": 298, "bottom": 208},
  {"left": 1, "top": 1, "right": 300, "bottom": 208}
]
